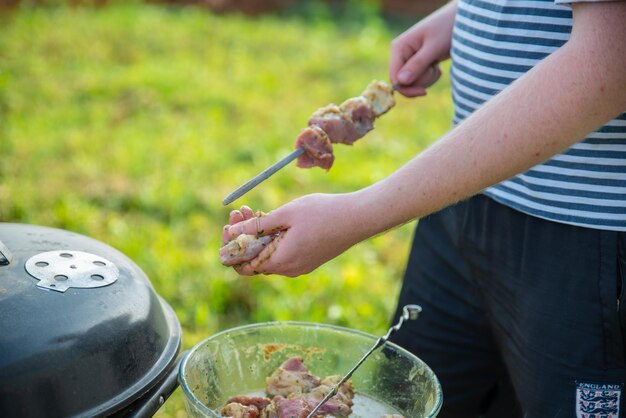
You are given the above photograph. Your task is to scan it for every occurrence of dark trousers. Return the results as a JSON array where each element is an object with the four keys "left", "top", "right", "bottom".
[{"left": 390, "top": 194, "right": 626, "bottom": 418}]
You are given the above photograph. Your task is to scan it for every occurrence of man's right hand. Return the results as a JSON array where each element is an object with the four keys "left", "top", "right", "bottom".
[{"left": 389, "top": 0, "right": 457, "bottom": 97}]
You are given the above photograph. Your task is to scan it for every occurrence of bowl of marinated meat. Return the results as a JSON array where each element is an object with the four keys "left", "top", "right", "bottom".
[{"left": 179, "top": 322, "right": 442, "bottom": 418}]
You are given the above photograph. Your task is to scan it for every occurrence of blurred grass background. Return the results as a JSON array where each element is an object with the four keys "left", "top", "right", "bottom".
[{"left": 0, "top": 0, "right": 452, "bottom": 415}]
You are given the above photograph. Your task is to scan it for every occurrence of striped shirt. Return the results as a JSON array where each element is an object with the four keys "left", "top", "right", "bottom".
[{"left": 450, "top": 0, "right": 626, "bottom": 231}]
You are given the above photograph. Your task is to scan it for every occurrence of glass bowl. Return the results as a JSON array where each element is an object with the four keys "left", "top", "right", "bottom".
[{"left": 179, "top": 322, "right": 442, "bottom": 417}]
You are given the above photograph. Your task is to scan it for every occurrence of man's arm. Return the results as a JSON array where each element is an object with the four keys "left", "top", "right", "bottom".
[{"left": 354, "top": 1, "right": 626, "bottom": 236}]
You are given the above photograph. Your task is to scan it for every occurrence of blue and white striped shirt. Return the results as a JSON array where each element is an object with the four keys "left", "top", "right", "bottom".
[{"left": 450, "top": 0, "right": 626, "bottom": 230}]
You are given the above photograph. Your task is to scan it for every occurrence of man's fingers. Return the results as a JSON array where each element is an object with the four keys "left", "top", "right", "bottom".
[
  {"left": 224, "top": 210, "right": 244, "bottom": 245},
  {"left": 229, "top": 216, "right": 258, "bottom": 238},
  {"left": 415, "top": 63, "right": 441, "bottom": 88},
  {"left": 240, "top": 206, "right": 255, "bottom": 220},
  {"left": 224, "top": 206, "right": 262, "bottom": 244},
  {"left": 222, "top": 207, "right": 289, "bottom": 274},
  {"left": 389, "top": 34, "right": 424, "bottom": 85},
  {"left": 394, "top": 85, "right": 427, "bottom": 98},
  {"left": 228, "top": 210, "right": 244, "bottom": 225},
  {"left": 393, "top": 38, "right": 441, "bottom": 86},
  {"left": 394, "top": 63, "right": 441, "bottom": 97},
  {"left": 226, "top": 212, "right": 285, "bottom": 241},
  {"left": 222, "top": 225, "right": 230, "bottom": 245},
  {"left": 227, "top": 218, "right": 255, "bottom": 239},
  {"left": 229, "top": 206, "right": 254, "bottom": 225}
]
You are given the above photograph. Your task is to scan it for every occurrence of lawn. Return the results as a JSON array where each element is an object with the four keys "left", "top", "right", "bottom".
[{"left": 0, "top": 1, "right": 452, "bottom": 415}]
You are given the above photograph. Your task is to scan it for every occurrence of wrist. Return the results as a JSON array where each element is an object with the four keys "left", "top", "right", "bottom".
[{"left": 348, "top": 185, "right": 408, "bottom": 240}]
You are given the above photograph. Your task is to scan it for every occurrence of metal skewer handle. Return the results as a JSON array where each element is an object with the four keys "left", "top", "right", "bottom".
[{"left": 305, "top": 304, "right": 422, "bottom": 418}]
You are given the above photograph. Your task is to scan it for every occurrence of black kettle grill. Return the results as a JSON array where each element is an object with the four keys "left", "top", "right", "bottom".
[{"left": 0, "top": 223, "right": 182, "bottom": 417}]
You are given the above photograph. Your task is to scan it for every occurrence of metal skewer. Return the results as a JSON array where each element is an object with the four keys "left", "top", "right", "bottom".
[
  {"left": 222, "top": 147, "right": 305, "bottom": 206},
  {"left": 305, "top": 304, "right": 422, "bottom": 418}
]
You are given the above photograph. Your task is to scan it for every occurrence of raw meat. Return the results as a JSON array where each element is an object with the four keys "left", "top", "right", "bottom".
[
  {"left": 297, "top": 80, "right": 395, "bottom": 169},
  {"left": 219, "top": 234, "right": 275, "bottom": 266},
  {"left": 219, "top": 356, "right": 405, "bottom": 418}
]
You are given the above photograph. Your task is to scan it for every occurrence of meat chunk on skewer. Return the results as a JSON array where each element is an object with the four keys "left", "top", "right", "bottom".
[
  {"left": 308, "top": 97, "right": 374, "bottom": 146},
  {"left": 338, "top": 97, "right": 375, "bottom": 142},
  {"left": 307, "top": 104, "right": 357, "bottom": 145},
  {"left": 361, "top": 80, "right": 395, "bottom": 117},
  {"left": 298, "top": 80, "right": 395, "bottom": 170},
  {"left": 294, "top": 126, "right": 334, "bottom": 170}
]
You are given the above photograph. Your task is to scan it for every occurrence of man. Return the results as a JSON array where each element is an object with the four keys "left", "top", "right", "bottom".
[{"left": 223, "top": 0, "right": 626, "bottom": 415}]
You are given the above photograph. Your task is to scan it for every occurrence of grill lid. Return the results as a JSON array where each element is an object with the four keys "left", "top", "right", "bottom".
[{"left": 0, "top": 223, "right": 181, "bottom": 417}]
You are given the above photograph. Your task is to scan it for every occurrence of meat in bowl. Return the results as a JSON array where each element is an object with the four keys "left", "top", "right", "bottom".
[{"left": 219, "top": 356, "right": 405, "bottom": 418}]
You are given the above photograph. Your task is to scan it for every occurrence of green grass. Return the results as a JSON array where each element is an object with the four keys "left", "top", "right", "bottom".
[{"left": 0, "top": 2, "right": 452, "bottom": 416}]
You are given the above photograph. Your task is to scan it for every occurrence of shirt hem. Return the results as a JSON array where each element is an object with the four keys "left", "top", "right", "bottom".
[{"left": 481, "top": 190, "right": 626, "bottom": 232}]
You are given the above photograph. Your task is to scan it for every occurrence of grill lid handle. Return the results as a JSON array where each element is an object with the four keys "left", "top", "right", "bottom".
[{"left": 0, "top": 240, "right": 13, "bottom": 266}]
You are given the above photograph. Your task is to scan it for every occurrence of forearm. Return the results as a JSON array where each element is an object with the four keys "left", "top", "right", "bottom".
[{"left": 354, "top": 2, "right": 626, "bottom": 238}]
